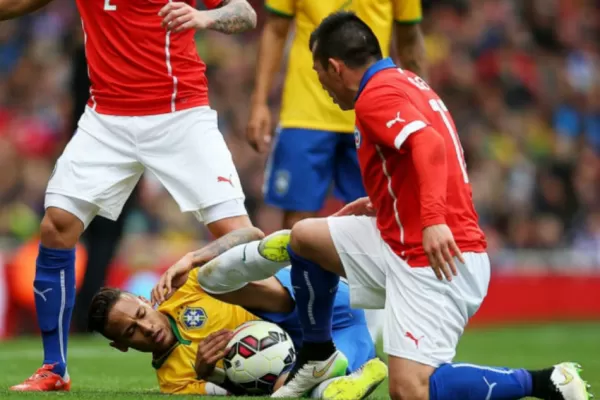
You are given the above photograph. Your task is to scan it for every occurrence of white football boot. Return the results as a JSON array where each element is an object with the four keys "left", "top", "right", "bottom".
[
  {"left": 272, "top": 350, "right": 349, "bottom": 398},
  {"left": 550, "top": 362, "right": 593, "bottom": 400}
]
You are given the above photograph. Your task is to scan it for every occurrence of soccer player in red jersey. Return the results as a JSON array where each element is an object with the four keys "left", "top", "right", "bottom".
[
  {"left": 0, "top": 0, "right": 266, "bottom": 392},
  {"left": 272, "top": 11, "right": 590, "bottom": 400}
]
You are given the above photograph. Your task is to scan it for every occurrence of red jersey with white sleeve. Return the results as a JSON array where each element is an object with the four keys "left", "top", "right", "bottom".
[
  {"left": 354, "top": 58, "right": 486, "bottom": 267},
  {"left": 76, "top": 0, "right": 222, "bottom": 116}
]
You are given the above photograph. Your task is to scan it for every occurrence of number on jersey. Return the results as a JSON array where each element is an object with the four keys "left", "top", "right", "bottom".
[
  {"left": 104, "top": 0, "right": 117, "bottom": 11},
  {"left": 429, "top": 99, "right": 469, "bottom": 183}
]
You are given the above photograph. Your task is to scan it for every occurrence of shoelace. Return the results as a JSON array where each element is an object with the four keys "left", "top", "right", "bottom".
[{"left": 25, "top": 366, "right": 54, "bottom": 382}]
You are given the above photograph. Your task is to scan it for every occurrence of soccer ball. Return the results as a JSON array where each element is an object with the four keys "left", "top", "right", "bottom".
[{"left": 223, "top": 320, "right": 296, "bottom": 394}]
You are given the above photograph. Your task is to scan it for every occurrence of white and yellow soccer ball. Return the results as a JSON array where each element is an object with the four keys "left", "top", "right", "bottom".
[{"left": 223, "top": 320, "right": 296, "bottom": 395}]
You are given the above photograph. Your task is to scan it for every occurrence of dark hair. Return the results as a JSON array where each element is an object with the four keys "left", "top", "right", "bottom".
[
  {"left": 309, "top": 11, "right": 383, "bottom": 69},
  {"left": 87, "top": 287, "right": 123, "bottom": 336}
]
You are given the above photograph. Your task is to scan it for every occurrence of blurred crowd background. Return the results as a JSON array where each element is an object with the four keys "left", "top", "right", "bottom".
[{"left": 0, "top": 0, "right": 599, "bottom": 304}]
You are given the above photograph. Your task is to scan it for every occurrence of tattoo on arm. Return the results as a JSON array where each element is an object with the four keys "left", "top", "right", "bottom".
[
  {"left": 191, "top": 228, "right": 263, "bottom": 265},
  {"left": 205, "top": 0, "right": 257, "bottom": 34}
]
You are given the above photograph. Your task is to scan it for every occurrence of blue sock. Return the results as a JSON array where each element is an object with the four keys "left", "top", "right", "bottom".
[
  {"left": 288, "top": 244, "right": 339, "bottom": 344},
  {"left": 34, "top": 244, "right": 76, "bottom": 378},
  {"left": 430, "top": 363, "right": 533, "bottom": 400}
]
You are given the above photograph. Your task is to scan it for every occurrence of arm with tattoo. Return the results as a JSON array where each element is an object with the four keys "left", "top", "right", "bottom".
[
  {"left": 160, "top": 0, "right": 257, "bottom": 35},
  {"left": 190, "top": 227, "right": 264, "bottom": 266},
  {"left": 151, "top": 227, "right": 264, "bottom": 304},
  {"left": 205, "top": 0, "right": 257, "bottom": 34}
]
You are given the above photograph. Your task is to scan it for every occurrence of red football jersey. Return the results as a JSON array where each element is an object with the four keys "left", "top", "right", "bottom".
[
  {"left": 77, "top": 0, "right": 222, "bottom": 116},
  {"left": 354, "top": 58, "right": 486, "bottom": 267}
]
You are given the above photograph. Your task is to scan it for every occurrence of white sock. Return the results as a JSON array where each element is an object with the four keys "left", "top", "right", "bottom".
[
  {"left": 197, "top": 239, "right": 289, "bottom": 294},
  {"left": 310, "top": 377, "right": 343, "bottom": 399}
]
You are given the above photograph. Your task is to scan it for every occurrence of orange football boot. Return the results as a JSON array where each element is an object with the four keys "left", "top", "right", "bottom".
[{"left": 10, "top": 364, "right": 71, "bottom": 392}]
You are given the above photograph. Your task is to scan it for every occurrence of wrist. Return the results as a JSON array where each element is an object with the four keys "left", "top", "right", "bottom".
[
  {"left": 421, "top": 216, "right": 446, "bottom": 229},
  {"left": 250, "top": 94, "right": 268, "bottom": 107}
]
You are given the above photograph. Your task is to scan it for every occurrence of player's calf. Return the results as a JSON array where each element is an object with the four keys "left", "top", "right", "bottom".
[{"left": 388, "top": 357, "right": 432, "bottom": 400}]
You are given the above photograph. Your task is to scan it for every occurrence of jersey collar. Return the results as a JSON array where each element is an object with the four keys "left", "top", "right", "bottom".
[{"left": 356, "top": 57, "right": 397, "bottom": 100}]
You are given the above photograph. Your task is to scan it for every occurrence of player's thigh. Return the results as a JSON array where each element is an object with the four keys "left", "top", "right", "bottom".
[
  {"left": 327, "top": 216, "right": 386, "bottom": 309},
  {"left": 333, "top": 133, "right": 367, "bottom": 203},
  {"left": 138, "top": 107, "right": 246, "bottom": 216},
  {"left": 263, "top": 128, "right": 338, "bottom": 212},
  {"left": 332, "top": 321, "right": 376, "bottom": 373},
  {"left": 47, "top": 108, "right": 143, "bottom": 223},
  {"left": 382, "top": 251, "right": 491, "bottom": 367}
]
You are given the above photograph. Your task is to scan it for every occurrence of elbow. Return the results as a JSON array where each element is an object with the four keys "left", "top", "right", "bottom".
[{"left": 243, "top": 1, "right": 257, "bottom": 30}]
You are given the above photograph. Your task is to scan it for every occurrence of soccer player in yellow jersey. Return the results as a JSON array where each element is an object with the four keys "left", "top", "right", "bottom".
[
  {"left": 87, "top": 267, "right": 386, "bottom": 398},
  {"left": 247, "top": 0, "right": 425, "bottom": 229}
]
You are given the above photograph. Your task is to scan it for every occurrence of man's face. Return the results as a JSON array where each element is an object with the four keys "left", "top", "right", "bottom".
[
  {"left": 312, "top": 52, "right": 354, "bottom": 111},
  {"left": 104, "top": 294, "right": 175, "bottom": 354}
]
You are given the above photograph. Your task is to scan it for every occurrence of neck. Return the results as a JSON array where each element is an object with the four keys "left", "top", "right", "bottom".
[{"left": 348, "top": 62, "right": 375, "bottom": 100}]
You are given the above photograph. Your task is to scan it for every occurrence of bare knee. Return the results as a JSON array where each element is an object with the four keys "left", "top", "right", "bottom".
[
  {"left": 283, "top": 211, "right": 317, "bottom": 230},
  {"left": 289, "top": 218, "right": 319, "bottom": 256},
  {"left": 40, "top": 207, "right": 84, "bottom": 249}
]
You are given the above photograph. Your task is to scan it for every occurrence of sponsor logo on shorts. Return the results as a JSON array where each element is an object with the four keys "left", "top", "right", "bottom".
[
  {"left": 274, "top": 169, "right": 290, "bottom": 196},
  {"left": 217, "top": 175, "right": 234, "bottom": 187},
  {"left": 405, "top": 331, "right": 424, "bottom": 348}
]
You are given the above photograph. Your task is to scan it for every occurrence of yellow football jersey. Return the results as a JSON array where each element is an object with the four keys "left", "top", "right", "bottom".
[
  {"left": 266, "top": 0, "right": 422, "bottom": 133},
  {"left": 153, "top": 268, "right": 260, "bottom": 394}
]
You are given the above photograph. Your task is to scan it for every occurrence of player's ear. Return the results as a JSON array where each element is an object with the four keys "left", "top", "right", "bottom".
[
  {"left": 329, "top": 58, "right": 342, "bottom": 75},
  {"left": 109, "top": 341, "right": 129, "bottom": 353}
]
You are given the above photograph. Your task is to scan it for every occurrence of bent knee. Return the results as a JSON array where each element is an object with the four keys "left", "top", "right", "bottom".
[
  {"left": 289, "top": 218, "right": 320, "bottom": 255},
  {"left": 40, "top": 207, "right": 84, "bottom": 248},
  {"left": 389, "top": 375, "right": 430, "bottom": 400}
]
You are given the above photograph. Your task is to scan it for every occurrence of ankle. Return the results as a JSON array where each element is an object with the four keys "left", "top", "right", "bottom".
[{"left": 300, "top": 340, "right": 336, "bottom": 361}]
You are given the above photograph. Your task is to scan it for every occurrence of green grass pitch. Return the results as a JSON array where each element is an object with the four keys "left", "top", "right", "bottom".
[{"left": 0, "top": 322, "right": 598, "bottom": 399}]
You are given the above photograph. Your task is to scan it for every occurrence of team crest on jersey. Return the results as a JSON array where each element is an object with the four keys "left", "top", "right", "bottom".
[
  {"left": 179, "top": 307, "right": 207, "bottom": 330},
  {"left": 354, "top": 126, "right": 362, "bottom": 149}
]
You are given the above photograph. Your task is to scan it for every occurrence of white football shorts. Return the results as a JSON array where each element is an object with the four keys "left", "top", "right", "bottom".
[
  {"left": 46, "top": 106, "right": 246, "bottom": 227},
  {"left": 328, "top": 215, "right": 490, "bottom": 367}
]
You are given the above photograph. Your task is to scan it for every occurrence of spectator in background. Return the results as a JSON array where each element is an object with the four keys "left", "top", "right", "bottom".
[{"left": 0, "top": 0, "right": 599, "bottom": 323}]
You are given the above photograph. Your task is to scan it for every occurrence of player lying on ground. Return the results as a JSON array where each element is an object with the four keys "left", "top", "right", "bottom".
[
  {"left": 163, "top": 12, "right": 593, "bottom": 400},
  {"left": 2, "top": 0, "right": 260, "bottom": 393},
  {"left": 87, "top": 241, "right": 386, "bottom": 398}
]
